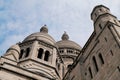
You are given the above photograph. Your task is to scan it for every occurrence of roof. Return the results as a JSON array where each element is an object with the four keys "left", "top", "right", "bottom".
[
  {"left": 23, "top": 25, "right": 56, "bottom": 45},
  {"left": 56, "top": 32, "right": 81, "bottom": 50}
]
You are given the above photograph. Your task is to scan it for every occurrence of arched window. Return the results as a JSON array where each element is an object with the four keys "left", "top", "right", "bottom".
[
  {"left": 25, "top": 48, "right": 30, "bottom": 58},
  {"left": 93, "top": 56, "right": 99, "bottom": 72},
  {"left": 67, "top": 64, "right": 72, "bottom": 69},
  {"left": 99, "top": 53, "right": 104, "bottom": 65},
  {"left": 99, "top": 24, "right": 102, "bottom": 29},
  {"left": 58, "top": 63, "right": 60, "bottom": 70},
  {"left": 62, "top": 66, "right": 64, "bottom": 77},
  {"left": 60, "top": 49, "right": 64, "bottom": 53},
  {"left": 89, "top": 67, "right": 93, "bottom": 79},
  {"left": 37, "top": 48, "right": 43, "bottom": 59},
  {"left": 44, "top": 51, "right": 50, "bottom": 61},
  {"left": 19, "top": 49, "right": 24, "bottom": 59}
]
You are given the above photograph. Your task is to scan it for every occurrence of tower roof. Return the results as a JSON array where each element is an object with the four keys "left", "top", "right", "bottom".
[
  {"left": 23, "top": 25, "right": 56, "bottom": 45},
  {"left": 91, "top": 5, "right": 110, "bottom": 22},
  {"left": 56, "top": 32, "right": 81, "bottom": 50},
  {"left": 91, "top": 5, "right": 110, "bottom": 17}
]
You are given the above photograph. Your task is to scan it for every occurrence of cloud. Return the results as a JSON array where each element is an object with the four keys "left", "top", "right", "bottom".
[
  {"left": 0, "top": 34, "right": 24, "bottom": 56},
  {"left": 1, "top": 0, "right": 120, "bottom": 56}
]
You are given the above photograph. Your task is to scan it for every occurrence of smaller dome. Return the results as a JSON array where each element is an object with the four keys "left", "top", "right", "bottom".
[
  {"left": 4, "top": 43, "right": 20, "bottom": 61},
  {"left": 56, "top": 32, "right": 81, "bottom": 50},
  {"left": 8, "top": 44, "right": 20, "bottom": 53},
  {"left": 40, "top": 25, "right": 48, "bottom": 33},
  {"left": 23, "top": 25, "right": 56, "bottom": 45}
]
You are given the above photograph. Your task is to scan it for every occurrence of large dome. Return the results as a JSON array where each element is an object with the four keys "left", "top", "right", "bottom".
[
  {"left": 56, "top": 32, "right": 81, "bottom": 50},
  {"left": 23, "top": 25, "right": 56, "bottom": 45}
]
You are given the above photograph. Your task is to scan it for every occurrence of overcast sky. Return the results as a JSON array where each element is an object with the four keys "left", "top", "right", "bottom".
[{"left": 0, "top": 0, "right": 120, "bottom": 56}]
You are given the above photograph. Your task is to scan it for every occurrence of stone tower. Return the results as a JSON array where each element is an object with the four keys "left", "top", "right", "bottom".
[
  {"left": 1, "top": 4, "right": 120, "bottom": 80},
  {"left": 91, "top": 5, "right": 120, "bottom": 33},
  {"left": 56, "top": 32, "right": 81, "bottom": 75},
  {"left": 0, "top": 25, "right": 63, "bottom": 80},
  {"left": 63, "top": 5, "right": 120, "bottom": 80},
  {"left": 18, "top": 25, "right": 64, "bottom": 79}
]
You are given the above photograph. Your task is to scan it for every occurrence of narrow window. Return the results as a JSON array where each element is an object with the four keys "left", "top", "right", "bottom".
[
  {"left": 117, "top": 66, "right": 120, "bottom": 72},
  {"left": 44, "top": 51, "right": 50, "bottom": 61},
  {"left": 62, "top": 50, "right": 64, "bottom": 53},
  {"left": 85, "top": 72, "right": 87, "bottom": 76},
  {"left": 61, "top": 50, "right": 64, "bottom": 53},
  {"left": 104, "top": 37, "right": 107, "bottom": 42},
  {"left": 114, "top": 20, "right": 117, "bottom": 24},
  {"left": 99, "top": 24, "right": 102, "bottom": 29},
  {"left": 19, "top": 49, "right": 24, "bottom": 59},
  {"left": 67, "top": 64, "right": 72, "bottom": 69},
  {"left": 93, "top": 56, "right": 99, "bottom": 72},
  {"left": 110, "top": 50, "right": 114, "bottom": 56},
  {"left": 60, "top": 49, "right": 64, "bottom": 53},
  {"left": 67, "top": 49, "right": 72, "bottom": 53},
  {"left": 56, "top": 59, "right": 58, "bottom": 64},
  {"left": 99, "top": 8, "right": 102, "bottom": 11},
  {"left": 89, "top": 67, "right": 93, "bottom": 79},
  {"left": 99, "top": 53, "right": 104, "bottom": 65},
  {"left": 95, "top": 13, "right": 97, "bottom": 17},
  {"left": 25, "top": 48, "right": 30, "bottom": 58},
  {"left": 67, "top": 50, "right": 69, "bottom": 53},
  {"left": 71, "top": 50, "right": 73, "bottom": 53},
  {"left": 58, "top": 63, "right": 60, "bottom": 70},
  {"left": 62, "top": 66, "right": 64, "bottom": 77},
  {"left": 38, "top": 48, "right": 43, "bottom": 59}
]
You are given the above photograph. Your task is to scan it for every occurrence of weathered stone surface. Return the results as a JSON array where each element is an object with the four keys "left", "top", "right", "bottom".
[{"left": 0, "top": 5, "right": 120, "bottom": 80}]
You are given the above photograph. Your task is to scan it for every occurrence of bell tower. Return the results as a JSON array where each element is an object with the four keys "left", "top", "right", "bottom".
[
  {"left": 91, "top": 5, "right": 120, "bottom": 35},
  {"left": 17, "top": 25, "right": 63, "bottom": 80}
]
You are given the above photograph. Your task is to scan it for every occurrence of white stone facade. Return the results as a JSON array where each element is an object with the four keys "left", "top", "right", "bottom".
[{"left": 0, "top": 5, "right": 120, "bottom": 80}]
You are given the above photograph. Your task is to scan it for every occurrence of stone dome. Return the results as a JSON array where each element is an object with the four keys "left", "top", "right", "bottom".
[
  {"left": 56, "top": 32, "right": 81, "bottom": 50},
  {"left": 23, "top": 25, "right": 56, "bottom": 45}
]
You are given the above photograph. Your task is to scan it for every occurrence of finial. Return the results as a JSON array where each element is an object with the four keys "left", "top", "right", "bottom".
[
  {"left": 61, "top": 31, "right": 69, "bottom": 40},
  {"left": 40, "top": 24, "right": 48, "bottom": 33}
]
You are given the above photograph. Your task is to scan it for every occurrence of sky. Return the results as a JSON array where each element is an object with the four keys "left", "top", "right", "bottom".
[{"left": 0, "top": 0, "right": 120, "bottom": 56}]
